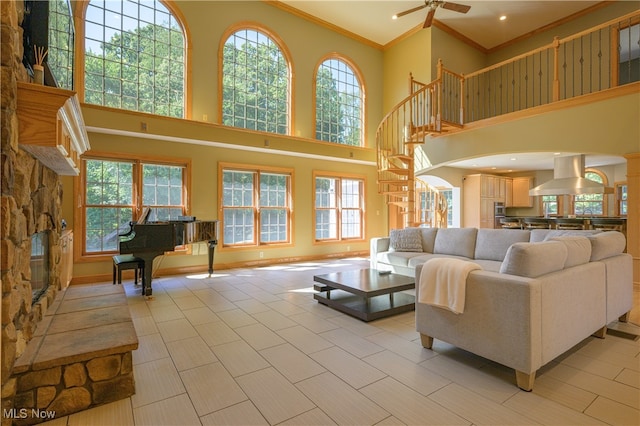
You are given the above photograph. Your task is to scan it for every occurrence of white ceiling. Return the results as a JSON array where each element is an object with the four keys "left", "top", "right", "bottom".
[
  {"left": 279, "top": 0, "right": 603, "bottom": 49},
  {"left": 278, "top": 1, "right": 628, "bottom": 172},
  {"left": 442, "top": 152, "right": 625, "bottom": 173}
]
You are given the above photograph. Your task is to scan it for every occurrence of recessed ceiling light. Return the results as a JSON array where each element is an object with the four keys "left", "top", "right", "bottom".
[
  {"left": 510, "top": 157, "right": 516, "bottom": 161},
  {"left": 392, "top": 14, "right": 398, "bottom": 20},
  {"left": 554, "top": 152, "right": 561, "bottom": 155},
  {"left": 491, "top": 167, "right": 497, "bottom": 170},
  {"left": 499, "top": 15, "right": 507, "bottom": 21}
]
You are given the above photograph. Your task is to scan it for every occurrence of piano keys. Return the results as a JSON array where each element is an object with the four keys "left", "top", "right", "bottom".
[{"left": 119, "top": 220, "right": 219, "bottom": 296}]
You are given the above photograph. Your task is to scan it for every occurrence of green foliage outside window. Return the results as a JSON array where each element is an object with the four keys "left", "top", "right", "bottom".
[
  {"left": 222, "top": 169, "right": 290, "bottom": 246},
  {"left": 48, "top": 0, "right": 74, "bottom": 89},
  {"left": 85, "top": 159, "right": 134, "bottom": 252},
  {"left": 574, "top": 172, "right": 605, "bottom": 215},
  {"left": 84, "top": 0, "right": 185, "bottom": 118},
  {"left": 222, "top": 30, "right": 288, "bottom": 134},
  {"left": 316, "top": 59, "right": 362, "bottom": 146}
]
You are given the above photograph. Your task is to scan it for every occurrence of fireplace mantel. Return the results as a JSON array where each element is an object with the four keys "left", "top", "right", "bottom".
[{"left": 16, "top": 82, "right": 90, "bottom": 175}]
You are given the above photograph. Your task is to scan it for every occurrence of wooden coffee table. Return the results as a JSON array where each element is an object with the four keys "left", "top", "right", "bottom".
[{"left": 313, "top": 269, "right": 415, "bottom": 321}]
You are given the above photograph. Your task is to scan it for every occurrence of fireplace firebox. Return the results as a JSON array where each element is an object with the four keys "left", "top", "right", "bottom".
[{"left": 30, "top": 231, "right": 50, "bottom": 304}]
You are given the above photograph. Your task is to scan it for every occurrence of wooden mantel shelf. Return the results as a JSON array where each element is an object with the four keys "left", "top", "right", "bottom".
[{"left": 17, "top": 82, "right": 90, "bottom": 175}]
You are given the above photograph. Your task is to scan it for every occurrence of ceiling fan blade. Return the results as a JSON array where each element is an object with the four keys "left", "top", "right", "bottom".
[
  {"left": 423, "top": 8, "right": 436, "bottom": 28},
  {"left": 393, "top": 4, "right": 428, "bottom": 19},
  {"left": 441, "top": 2, "right": 471, "bottom": 14}
]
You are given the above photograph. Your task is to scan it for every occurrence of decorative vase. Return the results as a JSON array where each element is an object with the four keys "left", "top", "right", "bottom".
[{"left": 33, "top": 64, "right": 44, "bottom": 85}]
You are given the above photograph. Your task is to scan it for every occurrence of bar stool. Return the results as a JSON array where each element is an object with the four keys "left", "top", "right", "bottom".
[
  {"left": 523, "top": 218, "right": 550, "bottom": 229},
  {"left": 555, "top": 219, "right": 585, "bottom": 230},
  {"left": 590, "top": 218, "right": 625, "bottom": 232},
  {"left": 113, "top": 254, "right": 145, "bottom": 285}
]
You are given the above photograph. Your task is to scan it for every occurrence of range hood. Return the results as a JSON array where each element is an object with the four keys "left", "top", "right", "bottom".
[{"left": 529, "top": 154, "right": 612, "bottom": 196}]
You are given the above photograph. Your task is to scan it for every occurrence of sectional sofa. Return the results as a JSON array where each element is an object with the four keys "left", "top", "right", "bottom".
[{"left": 370, "top": 227, "right": 632, "bottom": 390}]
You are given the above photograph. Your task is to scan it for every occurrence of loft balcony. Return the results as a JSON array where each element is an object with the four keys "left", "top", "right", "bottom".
[{"left": 376, "top": 10, "right": 640, "bottom": 227}]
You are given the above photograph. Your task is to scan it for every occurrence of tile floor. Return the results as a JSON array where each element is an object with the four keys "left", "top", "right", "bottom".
[{"left": 42, "top": 258, "right": 639, "bottom": 425}]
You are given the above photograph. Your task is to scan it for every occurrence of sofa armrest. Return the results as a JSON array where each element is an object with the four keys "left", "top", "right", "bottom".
[
  {"left": 370, "top": 237, "right": 390, "bottom": 269},
  {"left": 415, "top": 262, "right": 606, "bottom": 374}
]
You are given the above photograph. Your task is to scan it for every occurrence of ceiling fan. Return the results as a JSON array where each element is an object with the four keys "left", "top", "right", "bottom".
[{"left": 392, "top": 0, "right": 471, "bottom": 28}]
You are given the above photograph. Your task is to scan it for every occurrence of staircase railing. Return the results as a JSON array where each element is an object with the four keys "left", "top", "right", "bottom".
[
  {"left": 376, "top": 10, "right": 638, "bottom": 228},
  {"left": 463, "top": 10, "right": 639, "bottom": 122}
]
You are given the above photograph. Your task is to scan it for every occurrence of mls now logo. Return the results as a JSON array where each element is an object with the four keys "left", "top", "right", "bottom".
[{"left": 3, "top": 408, "right": 56, "bottom": 420}]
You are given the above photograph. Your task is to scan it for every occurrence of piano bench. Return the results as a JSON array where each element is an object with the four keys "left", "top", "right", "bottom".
[{"left": 113, "top": 255, "right": 145, "bottom": 285}]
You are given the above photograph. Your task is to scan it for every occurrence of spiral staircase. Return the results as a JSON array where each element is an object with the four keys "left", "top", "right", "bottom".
[{"left": 376, "top": 61, "right": 462, "bottom": 228}]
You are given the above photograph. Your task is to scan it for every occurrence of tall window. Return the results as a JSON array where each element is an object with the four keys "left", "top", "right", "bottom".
[
  {"left": 314, "top": 174, "right": 364, "bottom": 241},
  {"left": 82, "top": 157, "right": 187, "bottom": 255},
  {"left": 221, "top": 28, "right": 289, "bottom": 134},
  {"left": 48, "top": 0, "right": 74, "bottom": 89},
  {"left": 221, "top": 165, "right": 292, "bottom": 247},
  {"left": 616, "top": 183, "right": 628, "bottom": 216},
  {"left": 542, "top": 195, "right": 559, "bottom": 216},
  {"left": 315, "top": 57, "right": 363, "bottom": 146},
  {"left": 84, "top": 0, "right": 185, "bottom": 117},
  {"left": 574, "top": 170, "right": 607, "bottom": 215}
]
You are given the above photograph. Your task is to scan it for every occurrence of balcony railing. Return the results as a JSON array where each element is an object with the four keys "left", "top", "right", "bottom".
[
  {"left": 462, "top": 10, "right": 639, "bottom": 122},
  {"left": 376, "top": 9, "right": 639, "bottom": 228}
]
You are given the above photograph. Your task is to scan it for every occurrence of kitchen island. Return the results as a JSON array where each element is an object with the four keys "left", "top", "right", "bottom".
[{"left": 499, "top": 217, "right": 626, "bottom": 234}]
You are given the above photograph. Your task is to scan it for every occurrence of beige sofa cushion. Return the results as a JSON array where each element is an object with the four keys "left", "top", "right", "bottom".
[
  {"left": 474, "top": 229, "right": 531, "bottom": 261},
  {"left": 434, "top": 228, "right": 477, "bottom": 258},
  {"left": 389, "top": 228, "right": 423, "bottom": 252},
  {"left": 548, "top": 236, "right": 592, "bottom": 268},
  {"left": 419, "top": 228, "right": 439, "bottom": 253},
  {"left": 500, "top": 241, "right": 568, "bottom": 278},
  {"left": 588, "top": 231, "right": 626, "bottom": 261}
]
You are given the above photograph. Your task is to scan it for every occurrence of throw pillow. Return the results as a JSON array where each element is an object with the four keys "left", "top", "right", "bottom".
[{"left": 389, "top": 228, "right": 423, "bottom": 252}]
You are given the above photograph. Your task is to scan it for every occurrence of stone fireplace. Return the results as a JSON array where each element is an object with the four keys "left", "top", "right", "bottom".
[{"left": 2, "top": 1, "right": 65, "bottom": 423}]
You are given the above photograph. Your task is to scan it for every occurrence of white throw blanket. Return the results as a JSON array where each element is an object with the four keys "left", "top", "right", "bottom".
[{"left": 418, "top": 258, "right": 481, "bottom": 314}]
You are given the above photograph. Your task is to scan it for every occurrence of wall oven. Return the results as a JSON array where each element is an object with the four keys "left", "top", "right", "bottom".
[{"left": 494, "top": 202, "right": 506, "bottom": 229}]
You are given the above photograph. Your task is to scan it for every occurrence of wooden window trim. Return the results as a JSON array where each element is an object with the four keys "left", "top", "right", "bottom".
[
  {"left": 217, "top": 22, "right": 294, "bottom": 135},
  {"left": 218, "top": 162, "right": 294, "bottom": 251},
  {"left": 313, "top": 170, "right": 366, "bottom": 244},
  {"left": 74, "top": 151, "right": 191, "bottom": 263},
  {"left": 312, "top": 53, "right": 366, "bottom": 147},
  {"left": 73, "top": 0, "right": 192, "bottom": 119}
]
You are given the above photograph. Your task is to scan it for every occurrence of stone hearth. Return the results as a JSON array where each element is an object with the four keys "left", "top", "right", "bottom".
[{"left": 9, "top": 283, "right": 138, "bottom": 425}]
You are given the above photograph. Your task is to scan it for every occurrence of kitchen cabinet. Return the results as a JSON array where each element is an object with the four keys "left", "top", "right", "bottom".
[
  {"left": 511, "top": 177, "right": 534, "bottom": 207},
  {"left": 505, "top": 178, "right": 514, "bottom": 207},
  {"left": 464, "top": 174, "right": 504, "bottom": 228},
  {"left": 16, "top": 82, "right": 90, "bottom": 176}
]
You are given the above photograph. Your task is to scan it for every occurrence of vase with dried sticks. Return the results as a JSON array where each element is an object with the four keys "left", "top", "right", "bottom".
[{"left": 33, "top": 45, "right": 48, "bottom": 85}]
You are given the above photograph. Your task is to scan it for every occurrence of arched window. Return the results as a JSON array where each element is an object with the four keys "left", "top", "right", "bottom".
[
  {"left": 221, "top": 26, "right": 290, "bottom": 134},
  {"left": 83, "top": 0, "right": 186, "bottom": 118},
  {"left": 574, "top": 169, "right": 608, "bottom": 215},
  {"left": 315, "top": 56, "right": 364, "bottom": 146},
  {"left": 48, "top": 0, "right": 75, "bottom": 90}
]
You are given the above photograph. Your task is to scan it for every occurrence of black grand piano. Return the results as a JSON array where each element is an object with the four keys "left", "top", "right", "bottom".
[{"left": 119, "top": 220, "right": 219, "bottom": 296}]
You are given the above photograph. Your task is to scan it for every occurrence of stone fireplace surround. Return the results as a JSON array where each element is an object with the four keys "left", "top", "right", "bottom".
[
  {"left": 2, "top": 3, "right": 137, "bottom": 425},
  {"left": 2, "top": 0, "right": 65, "bottom": 414}
]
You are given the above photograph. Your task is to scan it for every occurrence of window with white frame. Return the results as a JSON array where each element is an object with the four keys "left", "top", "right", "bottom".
[
  {"left": 83, "top": 0, "right": 185, "bottom": 117},
  {"left": 315, "top": 57, "right": 363, "bottom": 146},
  {"left": 81, "top": 157, "right": 187, "bottom": 255},
  {"left": 314, "top": 174, "right": 364, "bottom": 241},
  {"left": 221, "top": 165, "right": 292, "bottom": 246},
  {"left": 221, "top": 28, "right": 289, "bottom": 134}
]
